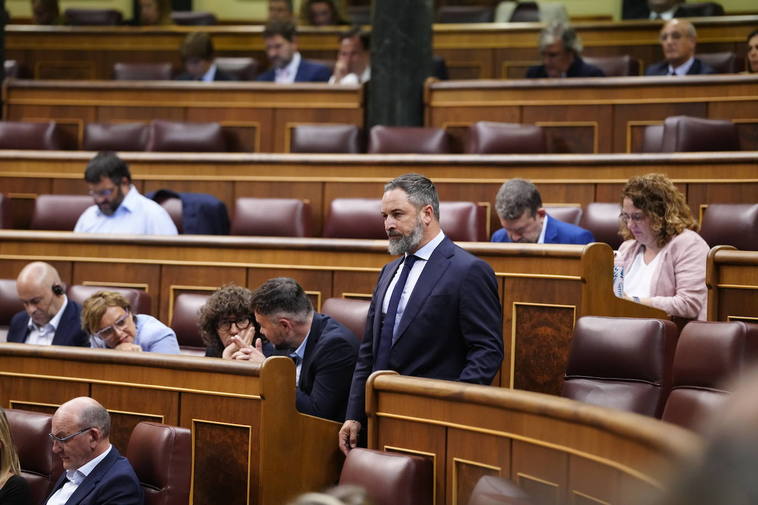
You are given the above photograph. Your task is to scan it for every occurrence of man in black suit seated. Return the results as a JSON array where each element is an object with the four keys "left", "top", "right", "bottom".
[
  {"left": 224, "top": 277, "right": 359, "bottom": 422},
  {"left": 526, "top": 23, "right": 604, "bottom": 79},
  {"left": 256, "top": 21, "right": 332, "bottom": 83},
  {"left": 645, "top": 19, "right": 716, "bottom": 76},
  {"left": 7, "top": 262, "right": 89, "bottom": 347},
  {"left": 175, "top": 32, "right": 234, "bottom": 82}
]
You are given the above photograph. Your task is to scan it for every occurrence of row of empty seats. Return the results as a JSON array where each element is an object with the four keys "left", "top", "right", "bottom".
[
  {"left": 3, "top": 191, "right": 756, "bottom": 251},
  {"left": 32, "top": 8, "right": 217, "bottom": 26},
  {"left": 562, "top": 316, "right": 758, "bottom": 431},
  {"left": 0, "top": 116, "right": 742, "bottom": 154},
  {"left": 8, "top": 408, "right": 189, "bottom": 505}
]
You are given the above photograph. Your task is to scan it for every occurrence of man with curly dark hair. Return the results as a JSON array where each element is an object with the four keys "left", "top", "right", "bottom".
[
  {"left": 614, "top": 173, "right": 709, "bottom": 320},
  {"left": 198, "top": 284, "right": 256, "bottom": 358}
]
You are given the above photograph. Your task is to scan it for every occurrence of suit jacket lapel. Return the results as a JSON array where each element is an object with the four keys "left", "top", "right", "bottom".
[
  {"left": 394, "top": 238, "right": 453, "bottom": 342},
  {"left": 543, "top": 217, "right": 558, "bottom": 244},
  {"left": 299, "top": 314, "right": 323, "bottom": 390},
  {"left": 51, "top": 301, "right": 73, "bottom": 346},
  {"left": 65, "top": 447, "right": 118, "bottom": 505},
  {"left": 372, "top": 258, "right": 403, "bottom": 354}
]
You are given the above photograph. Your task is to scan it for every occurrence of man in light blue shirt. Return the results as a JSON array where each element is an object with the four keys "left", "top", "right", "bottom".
[{"left": 74, "top": 152, "right": 178, "bottom": 235}]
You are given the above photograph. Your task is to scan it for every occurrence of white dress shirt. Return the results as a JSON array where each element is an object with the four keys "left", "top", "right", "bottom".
[
  {"left": 275, "top": 52, "right": 302, "bottom": 84},
  {"left": 668, "top": 56, "right": 696, "bottom": 76},
  {"left": 26, "top": 295, "right": 68, "bottom": 346},
  {"left": 74, "top": 185, "right": 178, "bottom": 235}
]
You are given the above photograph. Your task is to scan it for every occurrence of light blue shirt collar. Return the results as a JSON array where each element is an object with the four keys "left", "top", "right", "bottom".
[
  {"left": 67, "top": 444, "right": 112, "bottom": 481},
  {"left": 411, "top": 230, "right": 445, "bottom": 261},
  {"left": 669, "top": 56, "right": 695, "bottom": 76}
]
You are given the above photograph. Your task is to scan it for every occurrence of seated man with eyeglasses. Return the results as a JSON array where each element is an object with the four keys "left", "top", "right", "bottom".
[
  {"left": 46, "top": 397, "right": 142, "bottom": 505},
  {"left": 81, "top": 291, "right": 180, "bottom": 353},
  {"left": 74, "top": 152, "right": 178, "bottom": 235}
]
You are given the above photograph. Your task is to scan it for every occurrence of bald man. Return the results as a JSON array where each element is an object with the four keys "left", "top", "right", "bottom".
[
  {"left": 7, "top": 262, "right": 89, "bottom": 347},
  {"left": 47, "top": 397, "right": 142, "bottom": 505},
  {"left": 645, "top": 19, "right": 716, "bottom": 76}
]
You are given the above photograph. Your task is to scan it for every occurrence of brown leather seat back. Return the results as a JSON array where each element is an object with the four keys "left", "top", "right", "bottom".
[
  {"left": 215, "top": 57, "right": 259, "bottom": 81},
  {"left": 661, "top": 115, "right": 740, "bottom": 152},
  {"left": 339, "top": 448, "right": 434, "bottom": 505},
  {"left": 230, "top": 197, "right": 312, "bottom": 237},
  {"left": 30, "top": 194, "right": 93, "bottom": 231},
  {"left": 368, "top": 126, "right": 452, "bottom": 154},
  {"left": 579, "top": 202, "right": 623, "bottom": 249},
  {"left": 466, "top": 121, "right": 547, "bottom": 154},
  {"left": 466, "top": 475, "right": 535, "bottom": 505},
  {"left": 437, "top": 6, "right": 494, "bottom": 22},
  {"left": 126, "top": 422, "right": 192, "bottom": 505},
  {"left": 440, "top": 201, "right": 487, "bottom": 241},
  {"left": 170, "top": 11, "right": 217, "bottom": 25},
  {"left": 544, "top": 206, "right": 582, "bottom": 226},
  {"left": 662, "top": 321, "right": 758, "bottom": 431},
  {"left": 562, "top": 316, "right": 679, "bottom": 418},
  {"left": 323, "top": 198, "right": 384, "bottom": 239},
  {"left": 170, "top": 293, "right": 210, "bottom": 353},
  {"left": 7, "top": 408, "right": 63, "bottom": 505},
  {"left": 641, "top": 124, "right": 664, "bottom": 153},
  {"left": 67, "top": 285, "right": 152, "bottom": 316},
  {"left": 697, "top": 51, "right": 738, "bottom": 73},
  {"left": 0, "top": 121, "right": 68, "bottom": 150},
  {"left": 291, "top": 124, "right": 362, "bottom": 153},
  {"left": 0, "top": 279, "right": 24, "bottom": 340},
  {"left": 83, "top": 122, "right": 150, "bottom": 152},
  {"left": 113, "top": 62, "right": 173, "bottom": 81},
  {"left": 676, "top": 2, "right": 725, "bottom": 16},
  {"left": 64, "top": 8, "right": 123, "bottom": 25},
  {"left": 583, "top": 55, "right": 640, "bottom": 76},
  {"left": 699, "top": 203, "right": 758, "bottom": 251},
  {"left": 148, "top": 120, "right": 227, "bottom": 152},
  {"left": 321, "top": 297, "right": 370, "bottom": 341}
]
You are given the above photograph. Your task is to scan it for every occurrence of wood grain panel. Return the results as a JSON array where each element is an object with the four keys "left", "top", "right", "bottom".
[
  {"left": 513, "top": 441, "right": 567, "bottom": 505},
  {"left": 447, "top": 428, "right": 510, "bottom": 505},
  {"left": 160, "top": 265, "right": 247, "bottom": 323},
  {"left": 569, "top": 456, "right": 619, "bottom": 505},
  {"left": 71, "top": 262, "right": 161, "bottom": 317},
  {"left": 193, "top": 420, "right": 252, "bottom": 505}
]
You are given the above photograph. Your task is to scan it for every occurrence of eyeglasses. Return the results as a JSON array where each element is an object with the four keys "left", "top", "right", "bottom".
[
  {"left": 94, "top": 310, "right": 131, "bottom": 340},
  {"left": 217, "top": 316, "right": 251, "bottom": 332},
  {"left": 88, "top": 187, "right": 116, "bottom": 199},
  {"left": 48, "top": 426, "right": 92, "bottom": 444},
  {"left": 619, "top": 212, "right": 646, "bottom": 223}
]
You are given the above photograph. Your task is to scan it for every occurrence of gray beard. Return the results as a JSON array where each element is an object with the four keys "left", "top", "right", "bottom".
[{"left": 387, "top": 220, "right": 424, "bottom": 255}]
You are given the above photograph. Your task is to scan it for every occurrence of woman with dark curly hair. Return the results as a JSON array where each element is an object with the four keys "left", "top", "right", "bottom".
[
  {"left": 198, "top": 284, "right": 257, "bottom": 358},
  {"left": 614, "top": 173, "right": 709, "bottom": 320}
]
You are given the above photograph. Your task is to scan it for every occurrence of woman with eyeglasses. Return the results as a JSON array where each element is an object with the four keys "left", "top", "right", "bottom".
[
  {"left": 614, "top": 173, "right": 709, "bottom": 320},
  {"left": 81, "top": 291, "right": 180, "bottom": 353},
  {"left": 198, "top": 284, "right": 258, "bottom": 358},
  {"left": 0, "top": 407, "right": 32, "bottom": 505}
]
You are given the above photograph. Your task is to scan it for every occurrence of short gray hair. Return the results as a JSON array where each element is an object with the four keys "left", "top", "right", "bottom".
[
  {"left": 79, "top": 401, "right": 111, "bottom": 438},
  {"left": 539, "top": 22, "right": 582, "bottom": 55},
  {"left": 495, "top": 179, "right": 543, "bottom": 220},
  {"left": 384, "top": 173, "right": 440, "bottom": 220}
]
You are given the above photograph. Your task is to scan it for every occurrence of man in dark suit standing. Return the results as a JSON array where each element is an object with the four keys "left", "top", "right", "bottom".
[
  {"left": 257, "top": 21, "right": 332, "bottom": 83},
  {"left": 8, "top": 262, "right": 89, "bottom": 347},
  {"left": 645, "top": 19, "right": 716, "bottom": 76},
  {"left": 338, "top": 174, "right": 504, "bottom": 454},
  {"left": 46, "top": 397, "right": 142, "bottom": 505},
  {"left": 526, "top": 23, "right": 604, "bottom": 78},
  {"left": 491, "top": 178, "right": 595, "bottom": 244},
  {"left": 225, "top": 277, "right": 358, "bottom": 422}
]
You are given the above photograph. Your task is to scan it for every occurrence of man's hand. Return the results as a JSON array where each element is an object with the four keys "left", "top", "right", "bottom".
[
  {"left": 338, "top": 419, "right": 361, "bottom": 456},
  {"left": 227, "top": 336, "right": 265, "bottom": 365},
  {"left": 332, "top": 56, "right": 350, "bottom": 82}
]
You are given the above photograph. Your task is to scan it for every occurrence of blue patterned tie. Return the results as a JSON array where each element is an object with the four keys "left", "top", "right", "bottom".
[{"left": 374, "top": 255, "right": 418, "bottom": 371}]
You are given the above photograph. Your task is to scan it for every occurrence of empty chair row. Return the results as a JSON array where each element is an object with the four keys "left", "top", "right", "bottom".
[
  {"left": 49, "top": 8, "right": 216, "bottom": 25},
  {"left": 113, "top": 58, "right": 257, "bottom": 81},
  {"left": 7, "top": 408, "right": 190, "bottom": 505},
  {"left": 562, "top": 316, "right": 758, "bottom": 431}
]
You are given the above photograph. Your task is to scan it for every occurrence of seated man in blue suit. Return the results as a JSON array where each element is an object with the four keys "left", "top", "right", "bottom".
[
  {"left": 645, "top": 19, "right": 715, "bottom": 76},
  {"left": 257, "top": 21, "right": 332, "bottom": 83},
  {"left": 224, "top": 277, "right": 358, "bottom": 422},
  {"left": 491, "top": 179, "right": 595, "bottom": 244},
  {"left": 46, "top": 397, "right": 142, "bottom": 505},
  {"left": 8, "top": 262, "right": 89, "bottom": 347}
]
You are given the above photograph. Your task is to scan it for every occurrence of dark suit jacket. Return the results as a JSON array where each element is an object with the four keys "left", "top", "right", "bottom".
[
  {"left": 491, "top": 215, "right": 595, "bottom": 244},
  {"left": 623, "top": 1, "right": 724, "bottom": 19},
  {"left": 8, "top": 300, "right": 89, "bottom": 347},
  {"left": 46, "top": 446, "right": 143, "bottom": 505},
  {"left": 526, "top": 57, "right": 605, "bottom": 78},
  {"left": 256, "top": 59, "right": 332, "bottom": 82},
  {"left": 345, "top": 236, "right": 504, "bottom": 422},
  {"left": 645, "top": 58, "right": 716, "bottom": 76},
  {"left": 295, "top": 313, "right": 358, "bottom": 422},
  {"left": 147, "top": 189, "right": 230, "bottom": 235}
]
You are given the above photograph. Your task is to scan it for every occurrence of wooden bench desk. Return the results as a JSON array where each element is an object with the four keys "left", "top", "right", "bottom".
[{"left": 707, "top": 246, "right": 758, "bottom": 322}]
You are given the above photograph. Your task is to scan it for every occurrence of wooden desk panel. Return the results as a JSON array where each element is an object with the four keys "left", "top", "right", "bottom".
[
  {"left": 6, "top": 16, "right": 757, "bottom": 80},
  {"left": 707, "top": 247, "right": 758, "bottom": 323},
  {"left": 426, "top": 74, "right": 758, "bottom": 153},
  {"left": 0, "top": 151, "right": 756, "bottom": 236},
  {"left": 366, "top": 373, "right": 702, "bottom": 505},
  {"left": 0, "top": 231, "right": 665, "bottom": 394},
  {"left": 0, "top": 345, "right": 341, "bottom": 505},
  {"left": 3, "top": 80, "right": 364, "bottom": 153}
]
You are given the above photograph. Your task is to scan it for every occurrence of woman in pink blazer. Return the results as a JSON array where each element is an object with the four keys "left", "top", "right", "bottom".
[{"left": 614, "top": 174, "right": 709, "bottom": 320}]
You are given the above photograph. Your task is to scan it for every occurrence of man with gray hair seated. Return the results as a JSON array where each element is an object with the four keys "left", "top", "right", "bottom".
[
  {"left": 491, "top": 178, "right": 594, "bottom": 244},
  {"left": 526, "top": 22, "right": 605, "bottom": 78}
]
